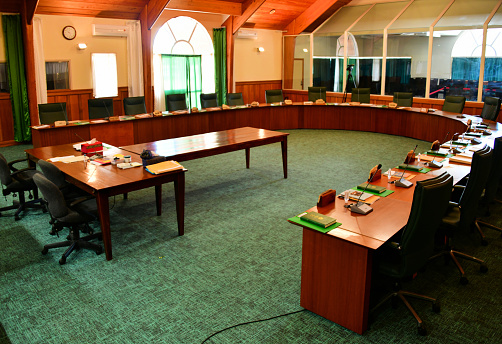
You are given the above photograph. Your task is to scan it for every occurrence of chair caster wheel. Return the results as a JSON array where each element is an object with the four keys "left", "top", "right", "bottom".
[
  {"left": 96, "top": 248, "right": 103, "bottom": 255},
  {"left": 418, "top": 325, "right": 427, "bottom": 336},
  {"left": 41, "top": 247, "right": 48, "bottom": 255},
  {"left": 460, "top": 276, "right": 468, "bottom": 285},
  {"left": 59, "top": 256, "right": 66, "bottom": 265},
  {"left": 481, "top": 239, "right": 488, "bottom": 246},
  {"left": 432, "top": 301, "right": 441, "bottom": 313},
  {"left": 480, "top": 264, "right": 488, "bottom": 273}
]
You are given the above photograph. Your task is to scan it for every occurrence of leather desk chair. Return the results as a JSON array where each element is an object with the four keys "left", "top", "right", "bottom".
[
  {"left": 307, "top": 87, "right": 326, "bottom": 102},
  {"left": 480, "top": 96, "right": 501, "bottom": 122},
  {"left": 393, "top": 92, "right": 413, "bottom": 107},
  {"left": 265, "top": 89, "right": 284, "bottom": 103},
  {"left": 372, "top": 172, "right": 453, "bottom": 336},
  {"left": 226, "top": 93, "right": 244, "bottom": 106},
  {"left": 38, "top": 102, "right": 67, "bottom": 125},
  {"left": 88, "top": 98, "right": 113, "bottom": 119},
  {"left": 123, "top": 96, "right": 147, "bottom": 116},
  {"left": 351, "top": 88, "right": 371, "bottom": 103},
  {"left": 442, "top": 96, "right": 466, "bottom": 114},
  {"left": 166, "top": 93, "right": 188, "bottom": 112},
  {"left": 200, "top": 93, "right": 218, "bottom": 108}
]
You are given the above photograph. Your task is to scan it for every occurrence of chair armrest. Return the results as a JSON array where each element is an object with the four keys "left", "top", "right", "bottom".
[
  {"left": 8, "top": 158, "right": 30, "bottom": 172},
  {"left": 453, "top": 185, "right": 466, "bottom": 190},
  {"left": 448, "top": 201, "right": 459, "bottom": 207},
  {"left": 69, "top": 195, "right": 95, "bottom": 207},
  {"left": 382, "top": 241, "right": 401, "bottom": 251},
  {"left": 10, "top": 169, "right": 38, "bottom": 184}
]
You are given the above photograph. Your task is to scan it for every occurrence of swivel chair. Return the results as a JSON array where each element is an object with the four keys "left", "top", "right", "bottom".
[
  {"left": 351, "top": 88, "right": 371, "bottom": 103},
  {"left": 166, "top": 93, "right": 188, "bottom": 112},
  {"left": 372, "top": 172, "right": 453, "bottom": 336},
  {"left": 442, "top": 96, "right": 466, "bottom": 114},
  {"left": 200, "top": 93, "right": 218, "bottom": 108},
  {"left": 480, "top": 96, "right": 501, "bottom": 122},
  {"left": 0, "top": 153, "right": 44, "bottom": 221},
  {"left": 88, "top": 98, "right": 113, "bottom": 119},
  {"left": 265, "top": 89, "right": 284, "bottom": 103},
  {"left": 393, "top": 92, "right": 413, "bottom": 107},
  {"left": 38, "top": 102, "right": 67, "bottom": 125},
  {"left": 123, "top": 96, "right": 147, "bottom": 116},
  {"left": 226, "top": 93, "right": 244, "bottom": 106},
  {"left": 307, "top": 87, "right": 326, "bottom": 102},
  {"left": 431, "top": 146, "right": 492, "bottom": 284},
  {"left": 33, "top": 174, "right": 102, "bottom": 265}
]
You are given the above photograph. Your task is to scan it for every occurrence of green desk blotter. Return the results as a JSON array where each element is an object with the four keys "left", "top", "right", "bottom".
[
  {"left": 351, "top": 187, "right": 394, "bottom": 197},
  {"left": 396, "top": 165, "right": 432, "bottom": 173},
  {"left": 288, "top": 216, "right": 342, "bottom": 234}
]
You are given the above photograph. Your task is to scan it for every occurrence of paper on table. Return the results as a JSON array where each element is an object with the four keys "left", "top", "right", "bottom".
[{"left": 48, "top": 155, "right": 85, "bottom": 163}]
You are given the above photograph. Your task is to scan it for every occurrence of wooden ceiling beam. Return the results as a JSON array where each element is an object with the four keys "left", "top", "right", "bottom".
[
  {"left": 285, "top": 0, "right": 351, "bottom": 35},
  {"left": 232, "top": 0, "right": 266, "bottom": 34},
  {"left": 26, "top": 0, "right": 40, "bottom": 24},
  {"left": 146, "top": 0, "right": 170, "bottom": 30},
  {"left": 166, "top": 0, "right": 241, "bottom": 16}
]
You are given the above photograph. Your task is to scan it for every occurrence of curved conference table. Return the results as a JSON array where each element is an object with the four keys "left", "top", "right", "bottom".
[{"left": 31, "top": 103, "right": 500, "bottom": 149}]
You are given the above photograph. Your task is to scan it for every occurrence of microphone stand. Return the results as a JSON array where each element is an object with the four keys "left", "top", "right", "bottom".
[
  {"left": 395, "top": 145, "right": 418, "bottom": 188},
  {"left": 427, "top": 131, "right": 449, "bottom": 168},
  {"left": 349, "top": 164, "right": 381, "bottom": 215}
]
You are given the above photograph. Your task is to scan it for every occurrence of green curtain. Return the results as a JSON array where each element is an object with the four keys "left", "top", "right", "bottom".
[
  {"left": 161, "top": 54, "right": 202, "bottom": 109},
  {"left": 2, "top": 15, "right": 31, "bottom": 142},
  {"left": 213, "top": 28, "right": 227, "bottom": 105}
]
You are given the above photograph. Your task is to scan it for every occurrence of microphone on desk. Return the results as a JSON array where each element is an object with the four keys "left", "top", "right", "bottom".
[
  {"left": 395, "top": 145, "right": 417, "bottom": 188},
  {"left": 74, "top": 132, "right": 90, "bottom": 144},
  {"left": 427, "top": 131, "right": 449, "bottom": 168},
  {"left": 349, "top": 163, "right": 381, "bottom": 215}
]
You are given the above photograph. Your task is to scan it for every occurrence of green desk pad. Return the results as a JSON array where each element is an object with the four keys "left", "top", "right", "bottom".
[
  {"left": 288, "top": 216, "right": 342, "bottom": 234},
  {"left": 396, "top": 165, "right": 432, "bottom": 173},
  {"left": 351, "top": 187, "right": 394, "bottom": 197}
]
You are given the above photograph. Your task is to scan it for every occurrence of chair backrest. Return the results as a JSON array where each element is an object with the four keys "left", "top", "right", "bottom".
[
  {"left": 38, "top": 103, "right": 67, "bottom": 125},
  {"left": 458, "top": 145, "right": 493, "bottom": 228},
  {"left": 33, "top": 173, "right": 69, "bottom": 219},
  {"left": 166, "top": 93, "right": 188, "bottom": 111},
  {"left": 226, "top": 93, "right": 244, "bottom": 106},
  {"left": 351, "top": 88, "right": 371, "bottom": 103},
  {"left": 393, "top": 92, "right": 413, "bottom": 107},
  {"left": 399, "top": 172, "right": 453, "bottom": 275},
  {"left": 38, "top": 160, "right": 67, "bottom": 189},
  {"left": 265, "top": 89, "right": 284, "bottom": 103},
  {"left": 200, "top": 93, "right": 218, "bottom": 108},
  {"left": 123, "top": 96, "right": 147, "bottom": 116},
  {"left": 308, "top": 87, "right": 326, "bottom": 102},
  {"left": 88, "top": 98, "right": 114, "bottom": 119},
  {"left": 442, "top": 96, "right": 466, "bottom": 114},
  {"left": 480, "top": 96, "right": 501, "bottom": 121},
  {"left": 0, "top": 153, "right": 13, "bottom": 186},
  {"left": 484, "top": 137, "right": 502, "bottom": 204}
]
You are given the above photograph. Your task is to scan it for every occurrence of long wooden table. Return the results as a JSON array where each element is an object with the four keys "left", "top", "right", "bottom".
[
  {"left": 289, "top": 120, "right": 502, "bottom": 334},
  {"left": 120, "top": 127, "right": 289, "bottom": 178},
  {"left": 25, "top": 144, "right": 186, "bottom": 261}
]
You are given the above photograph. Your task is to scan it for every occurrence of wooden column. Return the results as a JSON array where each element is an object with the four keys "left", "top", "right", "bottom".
[
  {"left": 21, "top": 0, "right": 39, "bottom": 126},
  {"left": 283, "top": 33, "right": 296, "bottom": 90},
  {"left": 223, "top": 16, "right": 234, "bottom": 93},
  {"left": 140, "top": 7, "right": 153, "bottom": 113}
]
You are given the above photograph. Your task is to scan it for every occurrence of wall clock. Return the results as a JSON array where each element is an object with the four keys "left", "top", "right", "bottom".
[{"left": 62, "top": 25, "right": 76, "bottom": 40}]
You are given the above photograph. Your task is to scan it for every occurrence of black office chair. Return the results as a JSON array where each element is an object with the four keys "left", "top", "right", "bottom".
[
  {"left": 393, "top": 92, "right": 413, "bottom": 107},
  {"left": 200, "top": 93, "right": 218, "bottom": 108},
  {"left": 88, "top": 98, "right": 114, "bottom": 119},
  {"left": 442, "top": 96, "right": 466, "bottom": 114},
  {"left": 431, "top": 146, "right": 492, "bottom": 284},
  {"left": 477, "top": 137, "right": 502, "bottom": 239},
  {"left": 307, "top": 87, "right": 326, "bottom": 102},
  {"left": 351, "top": 88, "right": 371, "bottom": 103},
  {"left": 480, "top": 96, "right": 501, "bottom": 122},
  {"left": 166, "top": 93, "right": 188, "bottom": 112},
  {"left": 33, "top": 174, "right": 102, "bottom": 265},
  {"left": 265, "top": 89, "right": 284, "bottom": 103},
  {"left": 123, "top": 96, "right": 147, "bottom": 116},
  {"left": 38, "top": 102, "right": 67, "bottom": 125},
  {"left": 0, "top": 153, "right": 44, "bottom": 221},
  {"left": 226, "top": 93, "right": 244, "bottom": 106},
  {"left": 372, "top": 172, "right": 453, "bottom": 336}
]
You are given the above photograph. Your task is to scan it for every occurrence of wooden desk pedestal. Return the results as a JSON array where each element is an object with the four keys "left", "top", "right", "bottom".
[{"left": 301, "top": 228, "right": 372, "bottom": 334}]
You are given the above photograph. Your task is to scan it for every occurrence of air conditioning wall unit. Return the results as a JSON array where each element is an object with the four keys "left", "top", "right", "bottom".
[
  {"left": 92, "top": 24, "right": 128, "bottom": 37},
  {"left": 236, "top": 29, "right": 258, "bottom": 39}
]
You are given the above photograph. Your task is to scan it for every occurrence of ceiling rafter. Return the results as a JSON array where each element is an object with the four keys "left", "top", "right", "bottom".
[
  {"left": 285, "top": 0, "right": 351, "bottom": 35},
  {"left": 232, "top": 0, "right": 266, "bottom": 34},
  {"left": 146, "top": 0, "right": 170, "bottom": 30},
  {"left": 165, "top": 0, "right": 241, "bottom": 16},
  {"left": 26, "top": 0, "right": 40, "bottom": 24}
]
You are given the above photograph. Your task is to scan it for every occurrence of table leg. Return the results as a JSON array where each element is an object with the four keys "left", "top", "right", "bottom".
[
  {"left": 155, "top": 185, "right": 162, "bottom": 216},
  {"left": 245, "top": 148, "right": 250, "bottom": 169},
  {"left": 281, "top": 138, "right": 288, "bottom": 178},
  {"left": 174, "top": 172, "right": 185, "bottom": 236},
  {"left": 95, "top": 193, "right": 112, "bottom": 260}
]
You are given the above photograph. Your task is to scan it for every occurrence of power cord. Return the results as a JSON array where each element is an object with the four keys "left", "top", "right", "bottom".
[{"left": 201, "top": 309, "right": 305, "bottom": 343}]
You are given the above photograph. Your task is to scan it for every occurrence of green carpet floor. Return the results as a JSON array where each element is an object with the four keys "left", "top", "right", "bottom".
[{"left": 0, "top": 129, "right": 501, "bottom": 343}]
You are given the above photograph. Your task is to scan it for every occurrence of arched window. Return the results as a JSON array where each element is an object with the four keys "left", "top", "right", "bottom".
[{"left": 153, "top": 16, "right": 215, "bottom": 110}]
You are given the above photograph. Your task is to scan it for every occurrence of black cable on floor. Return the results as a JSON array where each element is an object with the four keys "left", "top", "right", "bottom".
[{"left": 201, "top": 309, "right": 306, "bottom": 344}]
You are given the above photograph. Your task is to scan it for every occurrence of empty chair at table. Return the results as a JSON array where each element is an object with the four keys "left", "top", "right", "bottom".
[
  {"left": 307, "top": 87, "right": 326, "bottom": 102},
  {"left": 393, "top": 92, "right": 413, "bottom": 107},
  {"left": 442, "top": 96, "right": 466, "bottom": 114},
  {"left": 123, "top": 96, "right": 147, "bottom": 116},
  {"left": 166, "top": 93, "right": 188, "bottom": 112},
  {"left": 38, "top": 102, "right": 67, "bottom": 125},
  {"left": 88, "top": 98, "right": 113, "bottom": 119},
  {"left": 200, "top": 93, "right": 218, "bottom": 108},
  {"left": 226, "top": 93, "right": 244, "bottom": 106},
  {"left": 265, "top": 89, "right": 284, "bottom": 103}
]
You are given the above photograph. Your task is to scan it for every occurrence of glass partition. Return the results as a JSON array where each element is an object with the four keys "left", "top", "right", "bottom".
[
  {"left": 293, "top": 35, "right": 310, "bottom": 90},
  {"left": 485, "top": 5, "right": 502, "bottom": 100}
]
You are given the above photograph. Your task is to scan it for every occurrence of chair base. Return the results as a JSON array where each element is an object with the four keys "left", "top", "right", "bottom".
[
  {"left": 476, "top": 219, "right": 502, "bottom": 245},
  {"left": 42, "top": 226, "right": 103, "bottom": 264},
  {"left": 0, "top": 197, "right": 45, "bottom": 221},
  {"left": 371, "top": 289, "right": 440, "bottom": 336},
  {"left": 430, "top": 248, "right": 488, "bottom": 285}
]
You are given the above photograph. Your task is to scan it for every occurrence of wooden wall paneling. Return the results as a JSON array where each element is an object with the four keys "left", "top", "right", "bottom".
[
  {"left": 0, "top": 96, "right": 15, "bottom": 145},
  {"left": 32, "top": 125, "right": 91, "bottom": 148},
  {"left": 234, "top": 107, "right": 270, "bottom": 129},
  {"left": 235, "top": 80, "right": 282, "bottom": 104},
  {"left": 134, "top": 117, "right": 168, "bottom": 143},
  {"left": 373, "top": 107, "right": 407, "bottom": 137},
  {"left": 208, "top": 109, "right": 238, "bottom": 132},
  {"left": 269, "top": 105, "right": 299, "bottom": 130},
  {"left": 90, "top": 121, "right": 134, "bottom": 147}
]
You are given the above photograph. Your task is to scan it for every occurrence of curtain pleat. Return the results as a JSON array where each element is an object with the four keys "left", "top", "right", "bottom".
[
  {"left": 213, "top": 28, "right": 227, "bottom": 106},
  {"left": 161, "top": 54, "right": 202, "bottom": 109}
]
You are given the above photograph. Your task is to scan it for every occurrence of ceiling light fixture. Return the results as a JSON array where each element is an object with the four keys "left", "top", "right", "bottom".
[
  {"left": 77, "top": 43, "right": 87, "bottom": 50},
  {"left": 257, "top": 47, "right": 265, "bottom": 52},
  {"left": 269, "top": 9, "right": 276, "bottom": 14}
]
